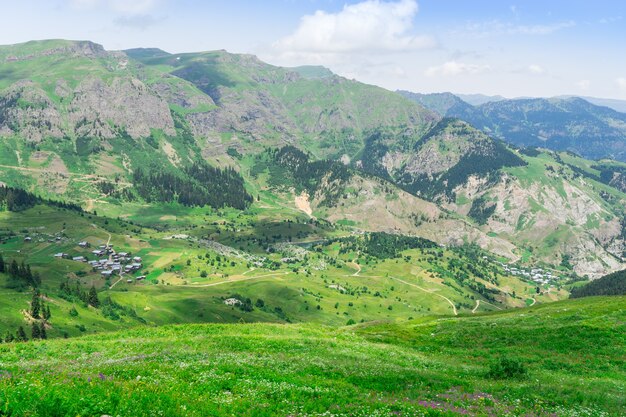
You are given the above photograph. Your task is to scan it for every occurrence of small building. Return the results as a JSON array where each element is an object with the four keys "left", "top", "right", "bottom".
[
  {"left": 224, "top": 298, "right": 242, "bottom": 306},
  {"left": 54, "top": 253, "right": 68, "bottom": 258},
  {"left": 78, "top": 241, "right": 90, "bottom": 248},
  {"left": 127, "top": 279, "right": 133, "bottom": 283},
  {"left": 24, "top": 237, "right": 32, "bottom": 242},
  {"left": 136, "top": 276, "right": 146, "bottom": 281},
  {"left": 92, "top": 249, "right": 105, "bottom": 256},
  {"left": 72, "top": 256, "right": 86, "bottom": 262},
  {"left": 101, "top": 270, "right": 113, "bottom": 277}
]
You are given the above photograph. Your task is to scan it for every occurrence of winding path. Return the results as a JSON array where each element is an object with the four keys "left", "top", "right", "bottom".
[
  {"left": 472, "top": 299, "right": 480, "bottom": 313},
  {"left": 350, "top": 259, "right": 362, "bottom": 276},
  {"left": 388, "top": 276, "right": 458, "bottom": 316},
  {"left": 187, "top": 272, "right": 289, "bottom": 288}
]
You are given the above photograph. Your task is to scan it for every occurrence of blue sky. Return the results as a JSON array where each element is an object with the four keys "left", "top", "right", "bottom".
[{"left": 1, "top": 0, "right": 625, "bottom": 99}]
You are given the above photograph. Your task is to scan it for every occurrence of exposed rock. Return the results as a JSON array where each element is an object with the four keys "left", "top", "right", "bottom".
[
  {"left": 69, "top": 77, "right": 175, "bottom": 139},
  {"left": 0, "top": 81, "right": 64, "bottom": 141}
]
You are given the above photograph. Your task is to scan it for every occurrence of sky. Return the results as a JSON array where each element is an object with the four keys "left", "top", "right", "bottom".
[{"left": 1, "top": 0, "right": 625, "bottom": 99}]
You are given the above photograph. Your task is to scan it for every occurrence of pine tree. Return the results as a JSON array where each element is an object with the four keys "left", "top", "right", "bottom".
[
  {"left": 25, "top": 264, "right": 33, "bottom": 286},
  {"left": 43, "top": 305, "right": 51, "bottom": 321},
  {"left": 9, "top": 259, "right": 19, "bottom": 278},
  {"left": 39, "top": 323, "right": 47, "bottom": 340},
  {"left": 31, "top": 322, "right": 41, "bottom": 340},
  {"left": 0, "top": 253, "right": 4, "bottom": 273},
  {"left": 30, "top": 290, "right": 41, "bottom": 318},
  {"left": 33, "top": 271, "right": 41, "bottom": 287},
  {"left": 88, "top": 286, "right": 100, "bottom": 308},
  {"left": 4, "top": 331, "right": 14, "bottom": 343},
  {"left": 16, "top": 326, "right": 27, "bottom": 342}
]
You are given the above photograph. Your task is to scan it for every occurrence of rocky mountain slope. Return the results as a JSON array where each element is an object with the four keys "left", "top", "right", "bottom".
[{"left": 0, "top": 40, "right": 624, "bottom": 277}]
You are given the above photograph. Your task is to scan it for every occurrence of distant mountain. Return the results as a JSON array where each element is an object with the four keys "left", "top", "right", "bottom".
[
  {"left": 455, "top": 93, "right": 507, "bottom": 106},
  {"left": 396, "top": 91, "right": 474, "bottom": 116},
  {"left": 448, "top": 97, "right": 626, "bottom": 161},
  {"left": 559, "top": 96, "right": 626, "bottom": 114},
  {"left": 402, "top": 91, "right": 626, "bottom": 162}
]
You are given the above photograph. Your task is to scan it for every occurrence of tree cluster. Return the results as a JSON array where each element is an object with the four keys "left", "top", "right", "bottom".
[
  {"left": 133, "top": 161, "right": 252, "bottom": 209},
  {"left": 570, "top": 269, "right": 626, "bottom": 298},
  {"left": 3, "top": 257, "right": 41, "bottom": 289},
  {"left": 59, "top": 280, "right": 100, "bottom": 307},
  {"left": 335, "top": 232, "right": 438, "bottom": 260},
  {"left": 0, "top": 185, "right": 82, "bottom": 212}
]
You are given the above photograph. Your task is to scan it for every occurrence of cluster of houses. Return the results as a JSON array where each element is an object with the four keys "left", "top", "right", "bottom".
[
  {"left": 24, "top": 234, "right": 65, "bottom": 244},
  {"left": 499, "top": 262, "right": 558, "bottom": 284},
  {"left": 54, "top": 241, "right": 145, "bottom": 282}
]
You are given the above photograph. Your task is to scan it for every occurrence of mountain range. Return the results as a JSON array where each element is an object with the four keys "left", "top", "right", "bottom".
[
  {"left": 399, "top": 91, "right": 626, "bottom": 162},
  {"left": 0, "top": 40, "right": 625, "bottom": 278}
]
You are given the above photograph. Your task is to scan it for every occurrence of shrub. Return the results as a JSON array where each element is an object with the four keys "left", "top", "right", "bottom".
[{"left": 487, "top": 357, "right": 528, "bottom": 379}]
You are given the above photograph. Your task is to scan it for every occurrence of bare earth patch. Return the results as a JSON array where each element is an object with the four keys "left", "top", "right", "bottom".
[{"left": 295, "top": 192, "right": 313, "bottom": 217}]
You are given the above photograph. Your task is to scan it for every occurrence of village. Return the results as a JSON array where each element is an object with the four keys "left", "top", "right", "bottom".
[
  {"left": 52, "top": 241, "right": 145, "bottom": 284},
  {"left": 499, "top": 262, "right": 559, "bottom": 285}
]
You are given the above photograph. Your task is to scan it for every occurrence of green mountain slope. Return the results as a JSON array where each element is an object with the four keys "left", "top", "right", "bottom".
[{"left": 0, "top": 296, "right": 623, "bottom": 416}]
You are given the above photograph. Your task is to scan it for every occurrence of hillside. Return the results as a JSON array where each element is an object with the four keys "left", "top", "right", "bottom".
[
  {"left": 570, "top": 268, "right": 626, "bottom": 297},
  {"left": 0, "top": 296, "right": 623, "bottom": 416},
  {"left": 351, "top": 119, "right": 625, "bottom": 276}
]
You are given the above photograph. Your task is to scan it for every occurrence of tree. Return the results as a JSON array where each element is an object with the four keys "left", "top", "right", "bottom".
[
  {"left": 255, "top": 298, "right": 265, "bottom": 308},
  {"left": 39, "top": 323, "right": 47, "bottom": 340},
  {"left": 43, "top": 305, "right": 51, "bottom": 321},
  {"left": 31, "top": 322, "right": 41, "bottom": 339},
  {"left": 4, "top": 331, "right": 14, "bottom": 343},
  {"left": 0, "top": 253, "right": 4, "bottom": 273},
  {"left": 88, "top": 286, "right": 100, "bottom": 308},
  {"left": 30, "top": 290, "right": 41, "bottom": 319},
  {"left": 9, "top": 259, "right": 19, "bottom": 278},
  {"left": 16, "top": 326, "right": 28, "bottom": 342}
]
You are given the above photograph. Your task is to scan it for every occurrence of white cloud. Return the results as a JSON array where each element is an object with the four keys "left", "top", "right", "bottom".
[
  {"left": 462, "top": 19, "right": 575, "bottom": 37},
  {"left": 425, "top": 61, "right": 491, "bottom": 77},
  {"left": 617, "top": 78, "right": 626, "bottom": 91},
  {"left": 114, "top": 14, "right": 164, "bottom": 30},
  {"left": 528, "top": 64, "right": 544, "bottom": 74},
  {"left": 272, "top": 0, "right": 435, "bottom": 56},
  {"left": 511, "top": 20, "right": 575, "bottom": 35},
  {"left": 576, "top": 80, "right": 591, "bottom": 91},
  {"left": 69, "top": 0, "right": 160, "bottom": 14}
]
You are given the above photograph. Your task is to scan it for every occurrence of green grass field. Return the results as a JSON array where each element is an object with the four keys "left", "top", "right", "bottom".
[{"left": 0, "top": 296, "right": 623, "bottom": 417}]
